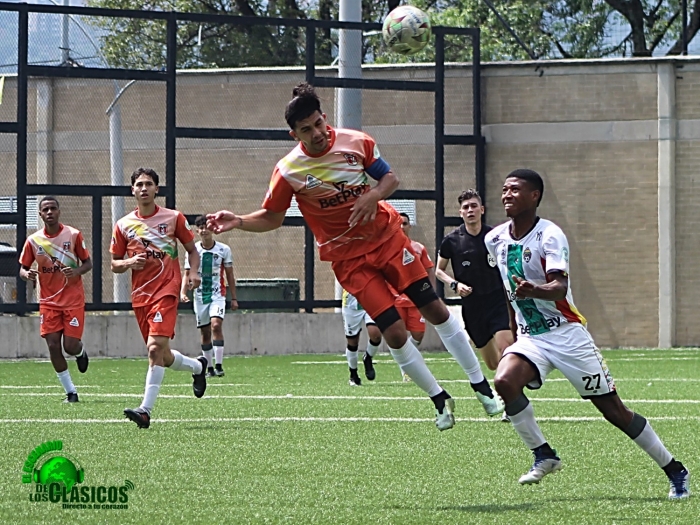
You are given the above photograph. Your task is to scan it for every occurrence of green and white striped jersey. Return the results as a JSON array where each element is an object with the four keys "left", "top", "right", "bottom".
[
  {"left": 185, "top": 241, "right": 233, "bottom": 304},
  {"left": 485, "top": 218, "right": 586, "bottom": 338}
]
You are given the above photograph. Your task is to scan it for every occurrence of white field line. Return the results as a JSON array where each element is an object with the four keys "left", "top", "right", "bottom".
[
  {"left": 3, "top": 392, "right": 700, "bottom": 404},
  {"left": 292, "top": 357, "right": 700, "bottom": 365},
  {"left": 0, "top": 415, "right": 697, "bottom": 424},
  {"left": 0, "top": 383, "right": 251, "bottom": 389}
]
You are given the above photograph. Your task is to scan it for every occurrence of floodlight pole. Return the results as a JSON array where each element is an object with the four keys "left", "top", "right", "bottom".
[
  {"left": 334, "top": 0, "right": 363, "bottom": 308},
  {"left": 61, "top": 0, "right": 70, "bottom": 65}
]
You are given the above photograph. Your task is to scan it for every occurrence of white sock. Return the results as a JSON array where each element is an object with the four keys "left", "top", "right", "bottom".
[
  {"left": 633, "top": 422, "right": 673, "bottom": 468},
  {"left": 365, "top": 341, "right": 380, "bottom": 357},
  {"left": 202, "top": 350, "right": 214, "bottom": 368},
  {"left": 389, "top": 339, "right": 442, "bottom": 397},
  {"left": 345, "top": 348, "right": 358, "bottom": 369},
  {"left": 509, "top": 401, "right": 547, "bottom": 450},
  {"left": 169, "top": 349, "right": 203, "bottom": 374},
  {"left": 56, "top": 370, "right": 76, "bottom": 394},
  {"left": 433, "top": 313, "right": 486, "bottom": 384},
  {"left": 214, "top": 347, "right": 224, "bottom": 366},
  {"left": 140, "top": 365, "right": 165, "bottom": 414}
]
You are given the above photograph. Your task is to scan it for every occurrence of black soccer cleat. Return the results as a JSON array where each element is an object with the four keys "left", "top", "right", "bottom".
[
  {"left": 76, "top": 349, "right": 89, "bottom": 374},
  {"left": 363, "top": 353, "right": 376, "bottom": 381},
  {"left": 214, "top": 365, "right": 225, "bottom": 377},
  {"left": 193, "top": 356, "right": 208, "bottom": 398},
  {"left": 206, "top": 367, "right": 216, "bottom": 378},
  {"left": 64, "top": 392, "right": 79, "bottom": 403},
  {"left": 349, "top": 368, "right": 362, "bottom": 387},
  {"left": 124, "top": 407, "right": 150, "bottom": 429}
]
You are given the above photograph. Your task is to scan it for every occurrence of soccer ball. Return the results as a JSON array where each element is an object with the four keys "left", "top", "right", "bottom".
[{"left": 382, "top": 5, "right": 432, "bottom": 55}]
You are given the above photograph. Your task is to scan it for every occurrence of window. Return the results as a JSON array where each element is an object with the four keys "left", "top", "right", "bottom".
[{"left": 0, "top": 196, "right": 39, "bottom": 230}]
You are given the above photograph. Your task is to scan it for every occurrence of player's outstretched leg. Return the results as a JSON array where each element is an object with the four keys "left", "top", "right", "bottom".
[
  {"left": 345, "top": 343, "right": 361, "bottom": 386},
  {"left": 166, "top": 350, "right": 208, "bottom": 398},
  {"left": 590, "top": 395, "right": 690, "bottom": 499}
]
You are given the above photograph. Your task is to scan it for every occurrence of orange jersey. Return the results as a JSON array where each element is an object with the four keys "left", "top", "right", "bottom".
[
  {"left": 392, "top": 240, "right": 434, "bottom": 307},
  {"left": 19, "top": 224, "right": 90, "bottom": 309},
  {"left": 262, "top": 126, "right": 402, "bottom": 261},
  {"left": 110, "top": 205, "right": 194, "bottom": 308}
]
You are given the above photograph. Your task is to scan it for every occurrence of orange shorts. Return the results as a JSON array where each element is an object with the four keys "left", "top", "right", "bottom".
[
  {"left": 133, "top": 295, "right": 178, "bottom": 343},
  {"left": 397, "top": 305, "right": 425, "bottom": 333},
  {"left": 40, "top": 306, "right": 85, "bottom": 339},
  {"left": 332, "top": 233, "right": 428, "bottom": 321}
]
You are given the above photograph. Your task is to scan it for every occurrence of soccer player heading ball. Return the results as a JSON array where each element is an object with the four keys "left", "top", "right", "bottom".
[{"left": 207, "top": 82, "right": 504, "bottom": 430}]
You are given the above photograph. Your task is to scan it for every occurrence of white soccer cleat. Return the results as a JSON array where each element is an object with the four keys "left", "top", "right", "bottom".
[
  {"left": 475, "top": 391, "right": 505, "bottom": 417},
  {"left": 435, "top": 397, "right": 456, "bottom": 431},
  {"left": 518, "top": 455, "right": 563, "bottom": 485},
  {"left": 668, "top": 468, "right": 690, "bottom": 499}
]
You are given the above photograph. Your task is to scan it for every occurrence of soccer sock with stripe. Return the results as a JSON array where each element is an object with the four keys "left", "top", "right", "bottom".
[
  {"left": 389, "top": 339, "right": 442, "bottom": 397},
  {"left": 140, "top": 365, "right": 165, "bottom": 414},
  {"left": 169, "top": 349, "right": 203, "bottom": 374},
  {"left": 433, "top": 313, "right": 492, "bottom": 395},
  {"left": 201, "top": 343, "right": 213, "bottom": 369},
  {"left": 365, "top": 339, "right": 381, "bottom": 357},
  {"left": 56, "top": 370, "right": 76, "bottom": 395},
  {"left": 506, "top": 394, "right": 549, "bottom": 451},
  {"left": 213, "top": 340, "right": 224, "bottom": 367},
  {"left": 345, "top": 344, "right": 359, "bottom": 371}
]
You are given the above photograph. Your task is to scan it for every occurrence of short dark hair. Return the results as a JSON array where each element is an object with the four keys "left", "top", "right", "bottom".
[
  {"left": 506, "top": 168, "right": 544, "bottom": 206},
  {"left": 458, "top": 189, "right": 482, "bottom": 205},
  {"left": 39, "top": 196, "right": 59, "bottom": 209},
  {"left": 131, "top": 167, "right": 159, "bottom": 186},
  {"left": 399, "top": 212, "right": 411, "bottom": 223},
  {"left": 194, "top": 215, "right": 207, "bottom": 228},
  {"left": 285, "top": 82, "right": 322, "bottom": 129}
]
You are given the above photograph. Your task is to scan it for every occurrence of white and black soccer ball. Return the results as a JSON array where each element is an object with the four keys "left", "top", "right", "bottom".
[{"left": 382, "top": 5, "right": 432, "bottom": 55}]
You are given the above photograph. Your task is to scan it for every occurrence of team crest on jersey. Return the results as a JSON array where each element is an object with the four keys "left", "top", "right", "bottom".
[
  {"left": 305, "top": 175, "right": 323, "bottom": 190},
  {"left": 37, "top": 246, "right": 45, "bottom": 256},
  {"left": 492, "top": 235, "right": 500, "bottom": 243},
  {"left": 402, "top": 248, "right": 415, "bottom": 266},
  {"left": 462, "top": 260, "right": 471, "bottom": 267},
  {"left": 523, "top": 247, "right": 532, "bottom": 263},
  {"left": 343, "top": 153, "right": 358, "bottom": 166},
  {"left": 63, "top": 242, "right": 71, "bottom": 251},
  {"left": 158, "top": 224, "right": 168, "bottom": 235},
  {"left": 487, "top": 254, "right": 497, "bottom": 267}
]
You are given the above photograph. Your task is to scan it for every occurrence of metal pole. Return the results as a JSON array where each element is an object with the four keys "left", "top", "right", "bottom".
[
  {"left": 682, "top": 0, "right": 688, "bottom": 56},
  {"left": 108, "top": 104, "right": 128, "bottom": 302},
  {"left": 17, "top": 6, "right": 29, "bottom": 312},
  {"left": 61, "top": 0, "right": 70, "bottom": 65},
  {"left": 473, "top": 29, "right": 486, "bottom": 219},
  {"left": 335, "top": 0, "right": 363, "bottom": 309},
  {"left": 435, "top": 32, "right": 445, "bottom": 299}
]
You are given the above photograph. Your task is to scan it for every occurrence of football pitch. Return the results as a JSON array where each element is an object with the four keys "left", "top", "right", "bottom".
[{"left": 0, "top": 349, "right": 697, "bottom": 524}]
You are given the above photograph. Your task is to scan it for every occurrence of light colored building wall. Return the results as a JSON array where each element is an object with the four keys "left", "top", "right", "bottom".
[{"left": 2, "top": 57, "right": 700, "bottom": 347}]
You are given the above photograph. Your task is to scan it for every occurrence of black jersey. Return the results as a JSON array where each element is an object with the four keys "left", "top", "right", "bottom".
[{"left": 438, "top": 223, "right": 503, "bottom": 298}]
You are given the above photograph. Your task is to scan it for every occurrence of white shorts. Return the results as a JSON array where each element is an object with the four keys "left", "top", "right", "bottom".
[
  {"left": 504, "top": 323, "right": 616, "bottom": 398},
  {"left": 194, "top": 298, "right": 226, "bottom": 328},
  {"left": 342, "top": 307, "right": 376, "bottom": 337}
]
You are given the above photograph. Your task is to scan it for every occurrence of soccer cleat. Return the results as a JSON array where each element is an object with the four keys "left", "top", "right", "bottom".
[
  {"left": 124, "top": 407, "right": 150, "bottom": 429},
  {"left": 362, "top": 353, "right": 376, "bottom": 381},
  {"left": 192, "top": 356, "right": 208, "bottom": 398},
  {"left": 501, "top": 412, "right": 511, "bottom": 423},
  {"left": 206, "top": 367, "right": 216, "bottom": 378},
  {"left": 518, "top": 452, "right": 563, "bottom": 485},
  {"left": 668, "top": 468, "right": 690, "bottom": 499},
  {"left": 349, "top": 369, "right": 362, "bottom": 386},
  {"left": 475, "top": 391, "right": 505, "bottom": 417},
  {"left": 64, "top": 392, "right": 79, "bottom": 403},
  {"left": 76, "top": 349, "right": 89, "bottom": 374},
  {"left": 214, "top": 366, "right": 225, "bottom": 377},
  {"left": 435, "top": 397, "right": 456, "bottom": 431}
]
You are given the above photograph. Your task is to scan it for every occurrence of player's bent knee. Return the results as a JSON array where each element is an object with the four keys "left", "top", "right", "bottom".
[
  {"left": 403, "top": 278, "right": 439, "bottom": 309},
  {"left": 373, "top": 307, "right": 402, "bottom": 333}
]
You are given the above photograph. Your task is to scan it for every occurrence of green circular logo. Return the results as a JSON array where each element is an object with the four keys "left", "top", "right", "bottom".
[{"left": 38, "top": 456, "right": 79, "bottom": 491}]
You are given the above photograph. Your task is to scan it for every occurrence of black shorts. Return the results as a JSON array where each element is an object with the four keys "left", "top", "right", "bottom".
[{"left": 461, "top": 288, "right": 510, "bottom": 349}]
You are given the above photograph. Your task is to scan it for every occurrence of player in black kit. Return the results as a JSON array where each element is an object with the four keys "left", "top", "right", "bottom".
[{"left": 436, "top": 189, "right": 513, "bottom": 371}]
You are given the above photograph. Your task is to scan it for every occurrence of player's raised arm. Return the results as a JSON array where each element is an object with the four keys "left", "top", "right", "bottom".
[{"left": 206, "top": 209, "right": 286, "bottom": 234}]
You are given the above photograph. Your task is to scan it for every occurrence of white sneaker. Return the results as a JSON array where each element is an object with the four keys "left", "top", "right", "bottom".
[
  {"left": 518, "top": 455, "right": 563, "bottom": 485},
  {"left": 435, "top": 397, "right": 456, "bottom": 431},
  {"left": 475, "top": 391, "right": 505, "bottom": 417}
]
